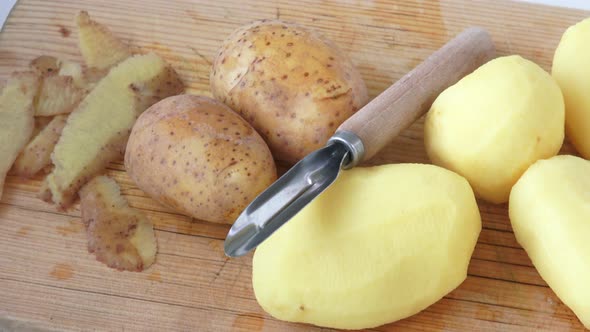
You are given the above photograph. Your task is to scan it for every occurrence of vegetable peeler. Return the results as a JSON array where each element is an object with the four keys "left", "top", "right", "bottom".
[{"left": 224, "top": 27, "right": 496, "bottom": 257}]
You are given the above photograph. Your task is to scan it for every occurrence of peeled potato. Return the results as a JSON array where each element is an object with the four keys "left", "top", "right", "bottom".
[
  {"left": 125, "top": 95, "right": 277, "bottom": 224},
  {"left": 253, "top": 164, "right": 481, "bottom": 329},
  {"left": 509, "top": 155, "right": 590, "bottom": 329},
  {"left": 552, "top": 17, "right": 590, "bottom": 159},
  {"left": 211, "top": 20, "right": 368, "bottom": 163},
  {"left": 424, "top": 55, "right": 564, "bottom": 203}
]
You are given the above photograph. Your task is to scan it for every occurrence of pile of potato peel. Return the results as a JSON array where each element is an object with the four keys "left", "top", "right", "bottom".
[
  {"left": 1, "top": 8, "right": 590, "bottom": 331},
  {"left": 0, "top": 11, "right": 184, "bottom": 272}
]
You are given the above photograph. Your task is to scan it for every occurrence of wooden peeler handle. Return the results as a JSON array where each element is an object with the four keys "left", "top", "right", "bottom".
[{"left": 337, "top": 27, "right": 496, "bottom": 163}]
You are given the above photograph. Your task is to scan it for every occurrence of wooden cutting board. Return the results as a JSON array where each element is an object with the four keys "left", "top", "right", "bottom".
[{"left": 0, "top": 0, "right": 588, "bottom": 331}]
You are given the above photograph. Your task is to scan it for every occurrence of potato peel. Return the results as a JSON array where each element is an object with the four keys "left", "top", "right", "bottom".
[
  {"left": 77, "top": 11, "right": 132, "bottom": 70},
  {"left": 11, "top": 115, "right": 67, "bottom": 177},
  {"left": 0, "top": 72, "right": 39, "bottom": 199},
  {"left": 80, "top": 176, "right": 157, "bottom": 271},
  {"left": 41, "top": 53, "right": 184, "bottom": 209},
  {"left": 30, "top": 55, "right": 61, "bottom": 77},
  {"left": 33, "top": 116, "right": 54, "bottom": 137},
  {"left": 35, "top": 75, "right": 85, "bottom": 116}
]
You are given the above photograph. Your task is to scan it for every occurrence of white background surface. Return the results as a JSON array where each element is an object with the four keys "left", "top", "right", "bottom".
[
  {"left": 521, "top": 0, "right": 590, "bottom": 10},
  {"left": 0, "top": 0, "right": 588, "bottom": 30},
  {"left": 0, "top": 0, "right": 17, "bottom": 30}
]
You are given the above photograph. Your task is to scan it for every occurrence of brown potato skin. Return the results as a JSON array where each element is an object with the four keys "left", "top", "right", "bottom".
[
  {"left": 11, "top": 115, "right": 67, "bottom": 177},
  {"left": 80, "top": 175, "right": 157, "bottom": 272},
  {"left": 210, "top": 20, "right": 368, "bottom": 163},
  {"left": 125, "top": 95, "right": 277, "bottom": 224},
  {"left": 30, "top": 55, "right": 61, "bottom": 77}
]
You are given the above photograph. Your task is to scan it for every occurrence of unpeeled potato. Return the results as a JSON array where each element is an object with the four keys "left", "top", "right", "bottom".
[
  {"left": 253, "top": 164, "right": 481, "bottom": 329},
  {"left": 125, "top": 95, "right": 277, "bottom": 224},
  {"left": 210, "top": 20, "right": 368, "bottom": 163}
]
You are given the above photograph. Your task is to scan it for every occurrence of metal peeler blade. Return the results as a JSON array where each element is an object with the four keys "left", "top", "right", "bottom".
[
  {"left": 224, "top": 141, "right": 350, "bottom": 257},
  {"left": 223, "top": 27, "right": 496, "bottom": 257}
]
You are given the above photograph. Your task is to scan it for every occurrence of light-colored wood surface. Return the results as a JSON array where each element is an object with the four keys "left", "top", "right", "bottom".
[{"left": 0, "top": 0, "right": 588, "bottom": 331}]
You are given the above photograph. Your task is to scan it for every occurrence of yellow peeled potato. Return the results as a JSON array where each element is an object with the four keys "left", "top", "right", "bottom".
[
  {"left": 253, "top": 164, "right": 481, "bottom": 329},
  {"left": 424, "top": 55, "right": 564, "bottom": 203},
  {"left": 211, "top": 20, "right": 368, "bottom": 163},
  {"left": 125, "top": 95, "right": 277, "bottom": 224},
  {"left": 509, "top": 155, "right": 590, "bottom": 329},
  {"left": 552, "top": 17, "right": 590, "bottom": 159}
]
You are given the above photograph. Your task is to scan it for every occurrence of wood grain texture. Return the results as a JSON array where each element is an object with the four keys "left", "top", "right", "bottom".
[{"left": 0, "top": 0, "right": 588, "bottom": 331}]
